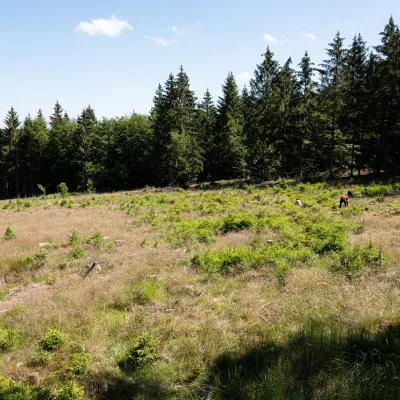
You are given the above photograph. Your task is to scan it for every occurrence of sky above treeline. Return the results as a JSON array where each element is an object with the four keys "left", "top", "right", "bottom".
[{"left": 0, "top": 0, "right": 399, "bottom": 123}]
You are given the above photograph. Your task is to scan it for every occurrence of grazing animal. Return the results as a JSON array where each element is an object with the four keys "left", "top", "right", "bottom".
[
  {"left": 295, "top": 199, "right": 302, "bottom": 207},
  {"left": 339, "top": 191, "right": 354, "bottom": 208}
]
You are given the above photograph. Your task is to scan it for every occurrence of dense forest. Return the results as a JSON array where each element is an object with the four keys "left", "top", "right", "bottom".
[{"left": 1, "top": 18, "right": 400, "bottom": 197}]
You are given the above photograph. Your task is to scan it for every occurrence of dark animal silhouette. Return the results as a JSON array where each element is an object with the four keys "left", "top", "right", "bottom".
[{"left": 339, "top": 191, "right": 354, "bottom": 208}]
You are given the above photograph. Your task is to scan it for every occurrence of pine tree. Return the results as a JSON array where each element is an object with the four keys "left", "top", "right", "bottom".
[
  {"left": 319, "top": 32, "right": 347, "bottom": 178},
  {"left": 249, "top": 47, "right": 280, "bottom": 179},
  {"left": 1, "top": 107, "right": 21, "bottom": 196},
  {"left": 363, "top": 54, "right": 381, "bottom": 173},
  {"left": 151, "top": 68, "right": 202, "bottom": 185},
  {"left": 175, "top": 66, "right": 198, "bottom": 134},
  {"left": 297, "top": 51, "right": 319, "bottom": 178},
  {"left": 213, "top": 72, "right": 246, "bottom": 179},
  {"left": 275, "top": 57, "right": 298, "bottom": 175},
  {"left": 166, "top": 129, "right": 203, "bottom": 187},
  {"left": 74, "top": 105, "right": 97, "bottom": 191},
  {"left": 343, "top": 34, "right": 368, "bottom": 176},
  {"left": 241, "top": 85, "right": 254, "bottom": 171},
  {"left": 150, "top": 83, "right": 167, "bottom": 183},
  {"left": 49, "top": 101, "right": 64, "bottom": 130},
  {"left": 46, "top": 101, "right": 68, "bottom": 190},
  {"left": 198, "top": 89, "right": 217, "bottom": 180},
  {"left": 375, "top": 17, "right": 400, "bottom": 172}
]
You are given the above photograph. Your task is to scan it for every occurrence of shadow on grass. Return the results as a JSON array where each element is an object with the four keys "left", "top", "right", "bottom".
[
  {"left": 87, "top": 371, "right": 172, "bottom": 400},
  {"left": 209, "top": 321, "right": 400, "bottom": 400},
  {"left": 191, "top": 174, "right": 400, "bottom": 192}
]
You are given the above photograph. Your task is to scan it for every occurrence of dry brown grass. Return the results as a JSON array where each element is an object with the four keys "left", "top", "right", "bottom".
[{"left": 0, "top": 187, "right": 399, "bottom": 398}]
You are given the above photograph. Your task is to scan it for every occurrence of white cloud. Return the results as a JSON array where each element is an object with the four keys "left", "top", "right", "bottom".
[
  {"left": 74, "top": 15, "right": 133, "bottom": 37},
  {"left": 263, "top": 33, "right": 279, "bottom": 44},
  {"left": 235, "top": 72, "right": 250, "bottom": 83},
  {"left": 171, "top": 26, "right": 184, "bottom": 34},
  {"left": 145, "top": 35, "right": 176, "bottom": 47},
  {"left": 305, "top": 33, "right": 316, "bottom": 40}
]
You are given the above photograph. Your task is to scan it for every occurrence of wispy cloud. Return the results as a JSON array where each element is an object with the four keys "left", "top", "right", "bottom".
[
  {"left": 263, "top": 33, "right": 279, "bottom": 44},
  {"left": 145, "top": 35, "right": 176, "bottom": 47},
  {"left": 171, "top": 26, "right": 184, "bottom": 34},
  {"left": 235, "top": 72, "right": 250, "bottom": 84},
  {"left": 196, "top": 21, "right": 200, "bottom": 25},
  {"left": 305, "top": 33, "right": 317, "bottom": 40},
  {"left": 74, "top": 15, "right": 133, "bottom": 37}
]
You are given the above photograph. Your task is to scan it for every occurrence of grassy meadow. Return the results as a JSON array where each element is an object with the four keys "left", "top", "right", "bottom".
[{"left": 0, "top": 180, "right": 400, "bottom": 399}]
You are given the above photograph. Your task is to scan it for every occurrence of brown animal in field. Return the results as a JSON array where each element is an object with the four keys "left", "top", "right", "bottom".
[{"left": 339, "top": 191, "right": 354, "bottom": 208}]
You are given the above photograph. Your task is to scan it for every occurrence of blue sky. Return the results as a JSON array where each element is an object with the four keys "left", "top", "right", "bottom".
[{"left": 0, "top": 0, "right": 399, "bottom": 123}]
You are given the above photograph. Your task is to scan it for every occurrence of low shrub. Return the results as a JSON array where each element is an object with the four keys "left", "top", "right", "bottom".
[
  {"left": 220, "top": 214, "right": 254, "bottom": 233},
  {"left": 37, "top": 184, "right": 46, "bottom": 196},
  {"left": 67, "top": 351, "right": 92, "bottom": 376},
  {"left": 119, "top": 334, "right": 159, "bottom": 373},
  {"left": 85, "top": 231, "right": 105, "bottom": 247},
  {"left": 192, "top": 246, "right": 265, "bottom": 274},
  {"left": 41, "top": 329, "right": 65, "bottom": 351},
  {"left": 68, "top": 246, "right": 85, "bottom": 261},
  {"left": 0, "top": 327, "right": 17, "bottom": 351},
  {"left": 58, "top": 182, "right": 69, "bottom": 197},
  {"left": 56, "top": 381, "right": 84, "bottom": 400},
  {"left": 31, "top": 347, "right": 52, "bottom": 366},
  {"left": 69, "top": 230, "right": 80, "bottom": 247},
  {"left": 3, "top": 227, "right": 16, "bottom": 241},
  {"left": 332, "top": 243, "right": 385, "bottom": 273}
]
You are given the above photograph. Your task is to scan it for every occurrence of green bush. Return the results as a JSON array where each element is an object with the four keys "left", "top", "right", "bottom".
[
  {"left": 58, "top": 182, "right": 69, "bottom": 197},
  {"left": 119, "top": 334, "right": 159, "bottom": 372},
  {"left": 68, "top": 230, "right": 80, "bottom": 247},
  {"left": 86, "top": 179, "right": 95, "bottom": 194},
  {"left": 0, "top": 377, "right": 83, "bottom": 400},
  {"left": 37, "top": 184, "right": 46, "bottom": 196},
  {"left": 192, "top": 246, "right": 265, "bottom": 274},
  {"left": 193, "top": 243, "right": 315, "bottom": 276},
  {"left": 168, "top": 218, "right": 217, "bottom": 245},
  {"left": 0, "top": 377, "right": 54, "bottom": 399},
  {"left": 41, "top": 329, "right": 65, "bottom": 351},
  {"left": 31, "top": 347, "right": 52, "bottom": 366},
  {"left": 67, "top": 351, "right": 91, "bottom": 376},
  {"left": 85, "top": 231, "right": 105, "bottom": 247},
  {"left": 307, "top": 219, "right": 348, "bottom": 254},
  {"left": 0, "top": 327, "right": 17, "bottom": 351},
  {"left": 56, "top": 381, "right": 84, "bottom": 400},
  {"left": 332, "top": 243, "right": 385, "bottom": 272},
  {"left": 68, "top": 246, "right": 85, "bottom": 261},
  {"left": 3, "top": 227, "right": 16, "bottom": 241},
  {"left": 220, "top": 214, "right": 254, "bottom": 233}
]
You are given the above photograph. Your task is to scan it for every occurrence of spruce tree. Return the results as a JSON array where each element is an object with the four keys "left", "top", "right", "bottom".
[
  {"left": 249, "top": 47, "right": 280, "bottom": 179},
  {"left": 363, "top": 53, "right": 381, "bottom": 173},
  {"left": 319, "top": 32, "right": 347, "bottom": 178},
  {"left": 198, "top": 89, "right": 217, "bottom": 180},
  {"left": 343, "top": 34, "right": 368, "bottom": 176},
  {"left": 49, "top": 101, "right": 64, "bottom": 130},
  {"left": 1, "top": 107, "right": 21, "bottom": 196},
  {"left": 74, "top": 105, "right": 97, "bottom": 191},
  {"left": 275, "top": 57, "right": 298, "bottom": 175},
  {"left": 175, "top": 66, "right": 198, "bottom": 134},
  {"left": 375, "top": 17, "right": 400, "bottom": 172},
  {"left": 213, "top": 72, "right": 246, "bottom": 179},
  {"left": 297, "top": 51, "right": 319, "bottom": 178}
]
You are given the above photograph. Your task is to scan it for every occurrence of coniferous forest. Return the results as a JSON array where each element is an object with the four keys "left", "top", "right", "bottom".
[{"left": 1, "top": 18, "right": 400, "bottom": 198}]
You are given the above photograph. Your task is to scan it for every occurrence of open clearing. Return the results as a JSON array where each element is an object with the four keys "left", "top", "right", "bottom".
[{"left": 1, "top": 181, "right": 400, "bottom": 399}]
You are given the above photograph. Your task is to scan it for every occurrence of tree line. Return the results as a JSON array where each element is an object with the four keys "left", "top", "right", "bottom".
[{"left": 1, "top": 17, "right": 400, "bottom": 197}]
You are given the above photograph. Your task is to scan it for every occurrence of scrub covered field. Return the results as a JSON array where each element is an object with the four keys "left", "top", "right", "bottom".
[{"left": 0, "top": 180, "right": 400, "bottom": 399}]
